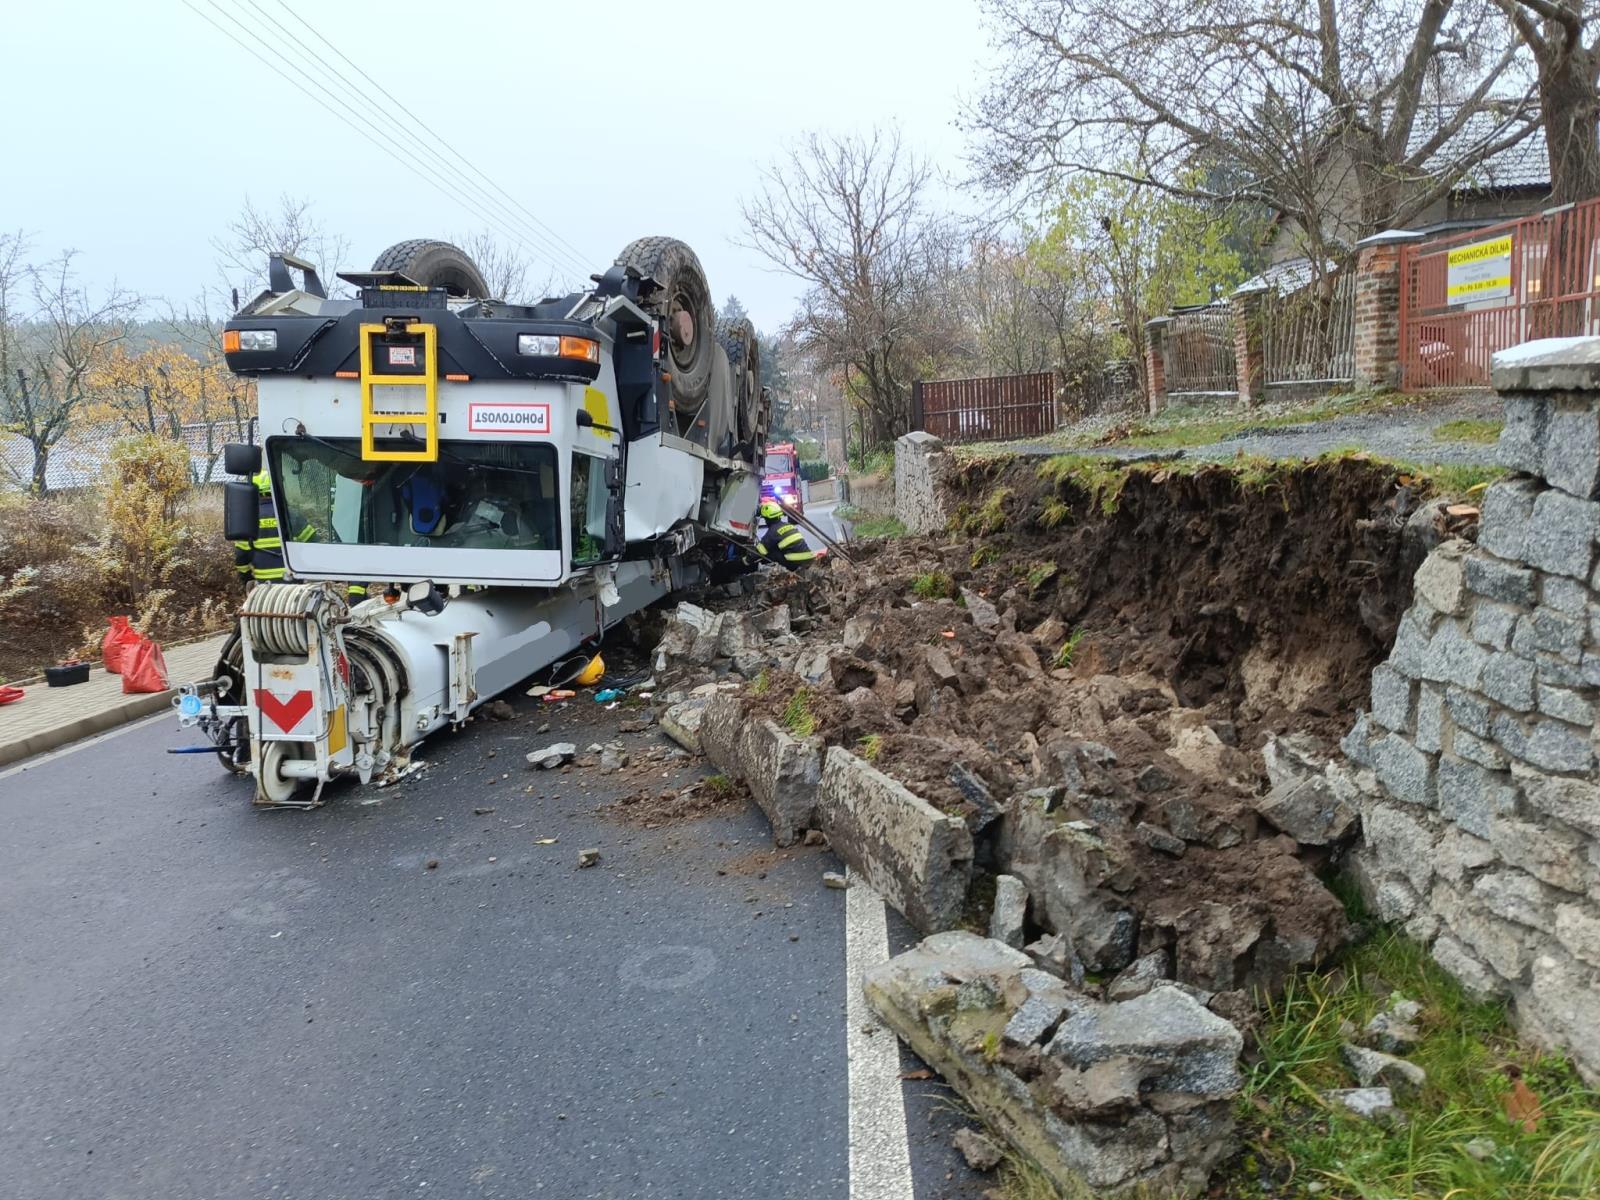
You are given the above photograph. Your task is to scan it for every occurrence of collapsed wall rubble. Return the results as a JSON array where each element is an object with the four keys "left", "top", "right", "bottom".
[
  {"left": 1346, "top": 338, "right": 1600, "bottom": 1084},
  {"left": 645, "top": 452, "right": 1448, "bottom": 1192},
  {"left": 865, "top": 932, "right": 1242, "bottom": 1198}
]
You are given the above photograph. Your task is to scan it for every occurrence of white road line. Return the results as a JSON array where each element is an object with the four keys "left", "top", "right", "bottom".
[
  {"left": 844, "top": 873, "right": 916, "bottom": 1200},
  {"left": 0, "top": 710, "right": 171, "bottom": 782}
]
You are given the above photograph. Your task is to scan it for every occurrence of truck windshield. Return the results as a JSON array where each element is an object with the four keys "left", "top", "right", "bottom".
[
  {"left": 269, "top": 438, "right": 562, "bottom": 552},
  {"left": 764, "top": 452, "right": 795, "bottom": 473}
]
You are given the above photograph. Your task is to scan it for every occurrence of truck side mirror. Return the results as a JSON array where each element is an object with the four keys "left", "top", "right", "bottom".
[
  {"left": 224, "top": 443, "right": 262, "bottom": 476},
  {"left": 224, "top": 480, "right": 260, "bottom": 542}
]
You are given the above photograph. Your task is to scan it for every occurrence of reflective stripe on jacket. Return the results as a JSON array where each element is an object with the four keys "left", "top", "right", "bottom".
[{"left": 758, "top": 521, "right": 815, "bottom": 567}]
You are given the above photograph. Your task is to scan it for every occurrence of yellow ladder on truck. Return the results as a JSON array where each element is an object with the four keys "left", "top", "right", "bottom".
[{"left": 359, "top": 320, "right": 439, "bottom": 462}]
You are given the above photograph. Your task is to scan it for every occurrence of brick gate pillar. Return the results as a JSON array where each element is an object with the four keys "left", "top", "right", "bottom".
[
  {"left": 1352, "top": 229, "right": 1424, "bottom": 390},
  {"left": 1144, "top": 316, "right": 1172, "bottom": 414},
  {"left": 1230, "top": 284, "right": 1268, "bottom": 407}
]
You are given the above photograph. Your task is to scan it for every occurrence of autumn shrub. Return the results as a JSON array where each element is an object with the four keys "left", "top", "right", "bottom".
[{"left": 0, "top": 436, "right": 239, "bottom": 680}]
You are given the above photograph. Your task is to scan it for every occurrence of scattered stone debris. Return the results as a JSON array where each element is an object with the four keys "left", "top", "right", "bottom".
[
  {"left": 473, "top": 806, "right": 495, "bottom": 816},
  {"left": 1104, "top": 950, "right": 1171, "bottom": 1002},
  {"left": 951, "top": 1127, "right": 1004, "bottom": 1172},
  {"left": 1323, "top": 1086, "right": 1401, "bottom": 1123},
  {"left": 988, "top": 874, "right": 1027, "bottom": 947},
  {"left": 1341, "top": 1043, "right": 1426, "bottom": 1096},
  {"left": 425, "top": 859, "right": 439, "bottom": 870},
  {"left": 526, "top": 742, "right": 576, "bottom": 769},
  {"left": 802, "top": 829, "right": 828, "bottom": 847},
  {"left": 823, "top": 871, "right": 849, "bottom": 890},
  {"left": 599, "top": 746, "right": 628, "bottom": 773},
  {"left": 577, "top": 848, "right": 601, "bottom": 869},
  {"left": 1464, "top": 1135, "right": 1498, "bottom": 1161},
  {"left": 1364, "top": 996, "right": 1423, "bottom": 1053},
  {"left": 483, "top": 699, "right": 515, "bottom": 721},
  {"left": 866, "top": 932, "right": 1243, "bottom": 1197},
  {"left": 660, "top": 697, "right": 711, "bottom": 754}
]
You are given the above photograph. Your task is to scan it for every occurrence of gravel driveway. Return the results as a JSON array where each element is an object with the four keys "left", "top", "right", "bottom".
[{"left": 1002, "top": 393, "right": 1506, "bottom": 467}]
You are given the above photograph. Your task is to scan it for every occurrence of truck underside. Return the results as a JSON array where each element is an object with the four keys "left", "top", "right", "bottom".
[{"left": 177, "top": 238, "right": 771, "bottom": 807}]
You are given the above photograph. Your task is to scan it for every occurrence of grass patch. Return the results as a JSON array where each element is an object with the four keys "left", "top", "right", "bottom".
[
  {"left": 960, "top": 486, "right": 1013, "bottom": 535},
  {"left": 781, "top": 688, "right": 817, "bottom": 738},
  {"left": 1316, "top": 448, "right": 1506, "bottom": 499},
  {"left": 1037, "top": 455, "right": 1132, "bottom": 514},
  {"left": 702, "top": 773, "right": 740, "bottom": 801},
  {"left": 1226, "top": 923, "right": 1599, "bottom": 1200},
  {"left": 1053, "top": 628, "right": 1085, "bottom": 668},
  {"left": 1098, "top": 388, "right": 1410, "bottom": 451},
  {"left": 1433, "top": 418, "right": 1504, "bottom": 444},
  {"left": 857, "top": 733, "right": 883, "bottom": 761},
  {"left": 751, "top": 669, "right": 771, "bottom": 696},
  {"left": 970, "top": 544, "right": 999, "bottom": 569},
  {"left": 1024, "top": 561, "right": 1059, "bottom": 591},
  {"left": 1039, "top": 498, "right": 1070, "bottom": 529},
  {"left": 912, "top": 570, "right": 956, "bottom": 600},
  {"left": 839, "top": 507, "right": 907, "bottom": 539}
]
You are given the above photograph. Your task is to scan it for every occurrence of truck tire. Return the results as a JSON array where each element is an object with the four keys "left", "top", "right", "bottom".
[
  {"left": 614, "top": 237, "right": 714, "bottom": 411},
  {"left": 715, "top": 315, "right": 762, "bottom": 457},
  {"left": 371, "top": 239, "right": 492, "bottom": 298}
]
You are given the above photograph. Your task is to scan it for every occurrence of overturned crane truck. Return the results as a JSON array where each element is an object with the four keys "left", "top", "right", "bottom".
[{"left": 175, "top": 238, "right": 771, "bottom": 807}]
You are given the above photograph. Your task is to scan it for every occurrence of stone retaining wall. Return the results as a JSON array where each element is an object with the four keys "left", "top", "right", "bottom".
[
  {"left": 893, "top": 431, "right": 951, "bottom": 534},
  {"left": 1345, "top": 338, "right": 1600, "bottom": 1083}
]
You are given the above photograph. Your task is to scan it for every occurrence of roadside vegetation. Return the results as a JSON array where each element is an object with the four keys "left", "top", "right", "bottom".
[
  {"left": 1221, "top": 897, "right": 1599, "bottom": 1200},
  {"left": 1433, "top": 418, "right": 1504, "bottom": 444},
  {"left": 0, "top": 435, "right": 237, "bottom": 682}
]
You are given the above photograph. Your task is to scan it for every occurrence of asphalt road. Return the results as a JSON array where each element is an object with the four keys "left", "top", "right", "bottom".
[{"left": 0, "top": 674, "right": 987, "bottom": 1199}]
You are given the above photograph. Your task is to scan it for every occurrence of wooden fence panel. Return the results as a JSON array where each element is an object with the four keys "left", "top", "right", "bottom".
[{"left": 915, "top": 371, "right": 1057, "bottom": 444}]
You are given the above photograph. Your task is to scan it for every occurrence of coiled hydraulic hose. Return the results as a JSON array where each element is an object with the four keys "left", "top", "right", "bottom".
[{"left": 241, "top": 583, "right": 343, "bottom": 657}]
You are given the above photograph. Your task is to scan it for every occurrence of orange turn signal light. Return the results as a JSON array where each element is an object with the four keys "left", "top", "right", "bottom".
[
  {"left": 222, "top": 330, "right": 240, "bottom": 353},
  {"left": 559, "top": 335, "right": 600, "bottom": 363},
  {"left": 444, "top": 373, "right": 470, "bottom": 382},
  {"left": 335, "top": 370, "right": 359, "bottom": 379}
]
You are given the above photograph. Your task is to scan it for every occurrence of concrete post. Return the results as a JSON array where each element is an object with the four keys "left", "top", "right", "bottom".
[
  {"left": 1144, "top": 317, "right": 1172, "bottom": 415},
  {"left": 1352, "top": 229, "right": 1424, "bottom": 390},
  {"left": 1230, "top": 284, "right": 1269, "bottom": 408}
]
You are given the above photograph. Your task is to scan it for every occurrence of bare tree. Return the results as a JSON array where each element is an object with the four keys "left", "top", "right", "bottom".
[
  {"left": 0, "top": 238, "right": 137, "bottom": 494},
  {"left": 973, "top": 0, "right": 1539, "bottom": 264},
  {"left": 451, "top": 231, "right": 565, "bottom": 302},
  {"left": 1495, "top": 0, "right": 1600, "bottom": 203},
  {"left": 742, "top": 129, "right": 959, "bottom": 445},
  {"left": 213, "top": 194, "right": 352, "bottom": 302}
]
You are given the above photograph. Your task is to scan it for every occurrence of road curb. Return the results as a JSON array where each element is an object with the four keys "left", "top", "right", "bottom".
[{"left": 0, "top": 689, "right": 177, "bottom": 769}]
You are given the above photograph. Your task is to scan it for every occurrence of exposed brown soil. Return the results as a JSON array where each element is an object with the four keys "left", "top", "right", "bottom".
[
  {"left": 600, "top": 777, "right": 746, "bottom": 829},
  {"left": 719, "top": 456, "right": 1454, "bottom": 992}
]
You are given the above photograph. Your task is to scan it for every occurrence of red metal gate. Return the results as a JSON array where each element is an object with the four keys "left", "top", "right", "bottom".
[
  {"left": 1400, "top": 197, "right": 1600, "bottom": 390},
  {"left": 912, "top": 371, "right": 1057, "bottom": 443}
]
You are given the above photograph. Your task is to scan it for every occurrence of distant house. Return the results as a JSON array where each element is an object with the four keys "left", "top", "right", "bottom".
[
  {"left": 0, "top": 420, "right": 249, "bottom": 494},
  {"left": 1265, "top": 108, "right": 1557, "bottom": 266}
]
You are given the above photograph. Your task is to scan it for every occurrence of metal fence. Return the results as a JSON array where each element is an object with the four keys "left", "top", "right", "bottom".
[
  {"left": 1400, "top": 196, "right": 1600, "bottom": 390},
  {"left": 912, "top": 371, "right": 1057, "bottom": 443},
  {"left": 0, "top": 416, "right": 255, "bottom": 495},
  {"left": 1164, "top": 306, "right": 1237, "bottom": 395},
  {"left": 1263, "top": 270, "right": 1356, "bottom": 385}
]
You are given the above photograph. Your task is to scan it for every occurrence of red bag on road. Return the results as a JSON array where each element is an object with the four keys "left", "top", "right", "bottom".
[
  {"left": 120, "top": 636, "right": 169, "bottom": 694},
  {"left": 102, "top": 616, "right": 140, "bottom": 674}
]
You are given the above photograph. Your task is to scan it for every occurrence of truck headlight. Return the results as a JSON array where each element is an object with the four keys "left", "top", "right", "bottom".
[
  {"left": 224, "top": 329, "right": 277, "bottom": 352},
  {"left": 518, "top": 334, "right": 560, "bottom": 356}
]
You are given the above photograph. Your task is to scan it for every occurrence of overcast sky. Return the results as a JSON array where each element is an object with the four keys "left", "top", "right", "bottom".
[{"left": 3, "top": 0, "right": 993, "bottom": 332}]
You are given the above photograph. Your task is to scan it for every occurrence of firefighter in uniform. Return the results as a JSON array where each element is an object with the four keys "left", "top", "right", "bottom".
[
  {"left": 756, "top": 500, "right": 816, "bottom": 569},
  {"left": 233, "top": 470, "right": 368, "bottom": 600}
]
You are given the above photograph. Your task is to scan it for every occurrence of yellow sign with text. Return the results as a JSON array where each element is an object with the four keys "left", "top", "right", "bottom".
[{"left": 1446, "top": 235, "right": 1513, "bottom": 304}]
